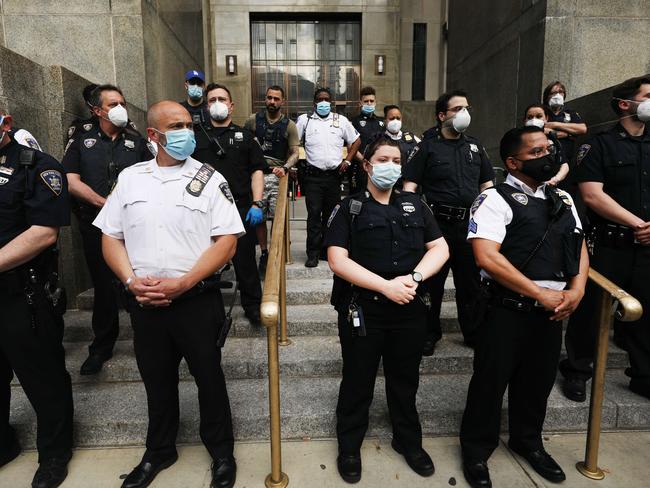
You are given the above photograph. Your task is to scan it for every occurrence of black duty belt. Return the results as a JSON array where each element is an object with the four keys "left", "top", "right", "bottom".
[
  {"left": 590, "top": 222, "right": 636, "bottom": 248},
  {"left": 0, "top": 268, "right": 26, "bottom": 292},
  {"left": 305, "top": 164, "right": 339, "bottom": 176},
  {"left": 481, "top": 279, "right": 552, "bottom": 313},
  {"left": 430, "top": 203, "right": 468, "bottom": 221}
]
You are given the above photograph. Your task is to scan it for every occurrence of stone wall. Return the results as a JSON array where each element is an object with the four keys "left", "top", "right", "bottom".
[
  {"left": 0, "top": 0, "right": 204, "bottom": 110},
  {"left": 446, "top": 0, "right": 547, "bottom": 158}
]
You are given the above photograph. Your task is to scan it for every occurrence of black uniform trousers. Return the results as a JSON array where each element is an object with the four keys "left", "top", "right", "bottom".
[
  {"left": 234, "top": 204, "right": 262, "bottom": 313},
  {"left": 460, "top": 303, "right": 562, "bottom": 461},
  {"left": 78, "top": 217, "right": 121, "bottom": 357},
  {"left": 0, "top": 282, "right": 73, "bottom": 463},
  {"left": 304, "top": 172, "right": 341, "bottom": 259},
  {"left": 425, "top": 217, "right": 480, "bottom": 344},
  {"left": 336, "top": 302, "right": 426, "bottom": 455},
  {"left": 561, "top": 244, "right": 650, "bottom": 388},
  {"left": 130, "top": 290, "right": 234, "bottom": 461}
]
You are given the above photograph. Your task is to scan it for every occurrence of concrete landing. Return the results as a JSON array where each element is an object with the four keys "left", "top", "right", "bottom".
[{"left": 2, "top": 432, "right": 649, "bottom": 488}]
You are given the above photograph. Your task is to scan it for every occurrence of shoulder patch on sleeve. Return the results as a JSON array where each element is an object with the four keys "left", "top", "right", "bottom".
[
  {"left": 327, "top": 204, "right": 340, "bottom": 228},
  {"left": 67, "top": 126, "right": 76, "bottom": 138},
  {"left": 576, "top": 144, "right": 591, "bottom": 165},
  {"left": 470, "top": 193, "right": 488, "bottom": 214},
  {"left": 40, "top": 169, "right": 63, "bottom": 196},
  {"left": 219, "top": 181, "right": 234, "bottom": 203},
  {"left": 24, "top": 137, "right": 40, "bottom": 150},
  {"left": 406, "top": 144, "right": 420, "bottom": 164},
  {"left": 468, "top": 218, "right": 478, "bottom": 234},
  {"left": 64, "top": 139, "right": 74, "bottom": 154}
]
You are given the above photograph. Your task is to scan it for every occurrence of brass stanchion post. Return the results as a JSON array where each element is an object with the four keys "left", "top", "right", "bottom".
[
  {"left": 265, "top": 318, "right": 289, "bottom": 488},
  {"left": 285, "top": 193, "right": 293, "bottom": 265},
  {"left": 576, "top": 289, "right": 612, "bottom": 480},
  {"left": 278, "top": 242, "right": 291, "bottom": 346}
]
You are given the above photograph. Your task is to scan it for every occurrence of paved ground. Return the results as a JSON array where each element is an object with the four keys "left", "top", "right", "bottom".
[{"left": 2, "top": 432, "right": 650, "bottom": 487}]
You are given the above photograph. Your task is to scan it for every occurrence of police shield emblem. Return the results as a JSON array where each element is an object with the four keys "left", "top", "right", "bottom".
[
  {"left": 234, "top": 132, "right": 244, "bottom": 142},
  {"left": 359, "top": 120, "right": 366, "bottom": 127},
  {"left": 84, "top": 139, "right": 97, "bottom": 148},
  {"left": 40, "top": 170, "right": 63, "bottom": 195},
  {"left": 124, "top": 139, "right": 135, "bottom": 149},
  {"left": 402, "top": 202, "right": 415, "bottom": 213},
  {"left": 512, "top": 193, "right": 528, "bottom": 205},
  {"left": 564, "top": 112, "right": 571, "bottom": 122},
  {"left": 469, "top": 143, "right": 479, "bottom": 153},
  {"left": 83, "top": 123, "right": 93, "bottom": 131}
]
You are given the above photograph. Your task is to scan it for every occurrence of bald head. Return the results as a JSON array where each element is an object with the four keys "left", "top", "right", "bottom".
[{"left": 147, "top": 100, "right": 191, "bottom": 131}]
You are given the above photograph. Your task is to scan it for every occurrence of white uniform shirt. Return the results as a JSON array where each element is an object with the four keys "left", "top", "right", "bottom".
[
  {"left": 467, "top": 173, "right": 582, "bottom": 290},
  {"left": 93, "top": 156, "right": 245, "bottom": 278},
  {"left": 13, "top": 129, "right": 42, "bottom": 151},
  {"left": 296, "top": 112, "right": 359, "bottom": 170}
]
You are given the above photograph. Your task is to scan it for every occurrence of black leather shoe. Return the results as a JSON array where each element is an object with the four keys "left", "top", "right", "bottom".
[
  {"left": 462, "top": 458, "right": 492, "bottom": 488},
  {"left": 0, "top": 437, "right": 21, "bottom": 468},
  {"left": 31, "top": 457, "right": 69, "bottom": 488},
  {"left": 563, "top": 376, "right": 587, "bottom": 402},
  {"left": 509, "top": 446, "right": 565, "bottom": 483},
  {"left": 422, "top": 338, "right": 437, "bottom": 357},
  {"left": 391, "top": 439, "right": 434, "bottom": 477},
  {"left": 244, "top": 309, "right": 262, "bottom": 328},
  {"left": 121, "top": 454, "right": 178, "bottom": 488},
  {"left": 305, "top": 256, "right": 319, "bottom": 268},
  {"left": 80, "top": 353, "right": 112, "bottom": 375},
  {"left": 211, "top": 457, "right": 237, "bottom": 488},
  {"left": 337, "top": 453, "right": 361, "bottom": 483}
]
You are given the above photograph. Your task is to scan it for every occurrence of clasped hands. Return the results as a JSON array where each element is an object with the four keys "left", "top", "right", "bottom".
[
  {"left": 634, "top": 222, "right": 650, "bottom": 246},
  {"left": 536, "top": 288, "right": 584, "bottom": 321},
  {"left": 382, "top": 275, "right": 419, "bottom": 305},
  {"left": 128, "top": 275, "right": 192, "bottom": 307}
]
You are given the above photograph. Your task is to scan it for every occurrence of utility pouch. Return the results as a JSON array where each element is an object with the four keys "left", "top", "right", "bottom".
[{"left": 348, "top": 302, "right": 367, "bottom": 337}]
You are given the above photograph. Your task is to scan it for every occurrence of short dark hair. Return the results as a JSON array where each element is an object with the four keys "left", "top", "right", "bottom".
[
  {"left": 83, "top": 83, "right": 99, "bottom": 105},
  {"left": 90, "top": 84, "right": 124, "bottom": 108},
  {"left": 360, "top": 86, "right": 376, "bottom": 98},
  {"left": 523, "top": 103, "right": 551, "bottom": 120},
  {"left": 313, "top": 87, "right": 332, "bottom": 102},
  {"left": 363, "top": 134, "right": 402, "bottom": 160},
  {"left": 499, "top": 126, "right": 544, "bottom": 163},
  {"left": 383, "top": 104, "right": 400, "bottom": 117},
  {"left": 542, "top": 81, "right": 566, "bottom": 105},
  {"left": 435, "top": 90, "right": 469, "bottom": 124},
  {"left": 266, "top": 85, "right": 285, "bottom": 98},
  {"left": 206, "top": 83, "right": 233, "bottom": 102},
  {"left": 610, "top": 75, "right": 650, "bottom": 116}
]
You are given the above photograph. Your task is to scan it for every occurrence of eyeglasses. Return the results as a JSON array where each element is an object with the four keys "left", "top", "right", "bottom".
[
  {"left": 447, "top": 105, "right": 472, "bottom": 114},
  {"left": 515, "top": 144, "right": 557, "bottom": 159}
]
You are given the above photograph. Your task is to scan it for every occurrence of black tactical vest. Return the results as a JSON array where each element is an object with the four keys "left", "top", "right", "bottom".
[
  {"left": 496, "top": 183, "right": 582, "bottom": 281},
  {"left": 255, "top": 111, "right": 290, "bottom": 161}
]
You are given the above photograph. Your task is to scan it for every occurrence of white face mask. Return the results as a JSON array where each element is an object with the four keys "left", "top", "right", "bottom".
[
  {"left": 525, "top": 118, "right": 545, "bottom": 129},
  {"left": 209, "top": 101, "right": 229, "bottom": 121},
  {"left": 107, "top": 104, "right": 128, "bottom": 128},
  {"left": 634, "top": 99, "right": 650, "bottom": 122},
  {"left": 448, "top": 108, "right": 471, "bottom": 133},
  {"left": 386, "top": 119, "right": 402, "bottom": 134},
  {"left": 548, "top": 93, "right": 564, "bottom": 109}
]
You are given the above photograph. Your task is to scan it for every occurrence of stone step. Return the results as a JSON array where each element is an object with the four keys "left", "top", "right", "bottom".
[
  {"left": 10, "top": 369, "right": 648, "bottom": 449},
  {"left": 76, "top": 277, "right": 457, "bottom": 310},
  {"left": 62, "top": 302, "right": 463, "bottom": 342},
  {"left": 21, "top": 334, "right": 629, "bottom": 387}
]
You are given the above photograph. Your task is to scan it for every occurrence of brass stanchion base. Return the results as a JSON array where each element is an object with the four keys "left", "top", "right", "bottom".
[
  {"left": 265, "top": 472, "right": 289, "bottom": 488},
  {"left": 279, "top": 338, "right": 292, "bottom": 346},
  {"left": 576, "top": 462, "right": 605, "bottom": 480}
]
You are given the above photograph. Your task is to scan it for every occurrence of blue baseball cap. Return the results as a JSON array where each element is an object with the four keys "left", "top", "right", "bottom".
[{"left": 185, "top": 69, "right": 205, "bottom": 83}]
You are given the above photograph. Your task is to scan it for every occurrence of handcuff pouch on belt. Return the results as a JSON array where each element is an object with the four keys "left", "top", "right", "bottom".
[{"left": 588, "top": 222, "right": 635, "bottom": 251}]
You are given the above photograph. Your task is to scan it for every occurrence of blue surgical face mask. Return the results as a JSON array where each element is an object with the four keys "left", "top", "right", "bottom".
[
  {"left": 316, "top": 101, "right": 331, "bottom": 117},
  {"left": 156, "top": 128, "right": 196, "bottom": 161},
  {"left": 361, "top": 104, "right": 375, "bottom": 115},
  {"left": 369, "top": 161, "right": 402, "bottom": 190},
  {"left": 187, "top": 84, "right": 203, "bottom": 100}
]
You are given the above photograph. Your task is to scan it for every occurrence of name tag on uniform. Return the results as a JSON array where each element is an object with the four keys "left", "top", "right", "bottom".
[
  {"left": 0, "top": 166, "right": 14, "bottom": 176},
  {"left": 234, "top": 132, "right": 244, "bottom": 142},
  {"left": 564, "top": 112, "right": 571, "bottom": 122},
  {"left": 186, "top": 164, "right": 215, "bottom": 197}
]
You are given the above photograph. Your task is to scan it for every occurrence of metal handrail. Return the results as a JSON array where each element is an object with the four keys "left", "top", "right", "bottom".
[
  {"left": 260, "top": 175, "right": 290, "bottom": 488},
  {"left": 576, "top": 268, "right": 643, "bottom": 480}
]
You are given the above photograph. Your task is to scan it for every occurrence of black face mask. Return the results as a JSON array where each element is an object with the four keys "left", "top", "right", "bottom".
[{"left": 519, "top": 153, "right": 561, "bottom": 183}]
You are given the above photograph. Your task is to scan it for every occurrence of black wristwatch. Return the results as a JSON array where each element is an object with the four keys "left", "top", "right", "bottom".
[
  {"left": 411, "top": 271, "right": 423, "bottom": 283},
  {"left": 253, "top": 200, "right": 264, "bottom": 208}
]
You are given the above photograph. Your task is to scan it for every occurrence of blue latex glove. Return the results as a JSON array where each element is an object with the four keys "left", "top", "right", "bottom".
[{"left": 246, "top": 206, "right": 264, "bottom": 226}]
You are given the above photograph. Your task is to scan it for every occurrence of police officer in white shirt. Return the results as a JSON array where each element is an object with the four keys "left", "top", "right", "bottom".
[
  {"left": 458, "top": 126, "right": 588, "bottom": 488},
  {"left": 296, "top": 87, "right": 361, "bottom": 267},
  {"left": 93, "top": 101, "right": 244, "bottom": 488}
]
